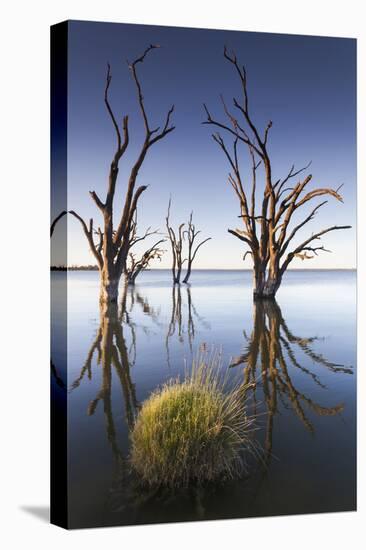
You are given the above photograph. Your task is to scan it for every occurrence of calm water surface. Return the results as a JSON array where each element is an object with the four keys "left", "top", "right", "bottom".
[{"left": 51, "top": 269, "right": 356, "bottom": 528}]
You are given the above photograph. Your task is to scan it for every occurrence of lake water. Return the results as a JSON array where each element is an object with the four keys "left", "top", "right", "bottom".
[{"left": 51, "top": 269, "right": 356, "bottom": 528}]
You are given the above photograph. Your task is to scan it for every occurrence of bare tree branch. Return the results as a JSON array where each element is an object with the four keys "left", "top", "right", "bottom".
[
  {"left": 104, "top": 63, "right": 122, "bottom": 150},
  {"left": 281, "top": 225, "right": 351, "bottom": 274},
  {"left": 50, "top": 210, "right": 67, "bottom": 237},
  {"left": 89, "top": 190, "right": 105, "bottom": 211},
  {"left": 274, "top": 161, "right": 312, "bottom": 193},
  {"left": 280, "top": 200, "right": 328, "bottom": 257},
  {"left": 69, "top": 210, "right": 103, "bottom": 268}
]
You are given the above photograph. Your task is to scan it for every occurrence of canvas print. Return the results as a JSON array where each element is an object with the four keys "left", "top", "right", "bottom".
[{"left": 51, "top": 20, "right": 356, "bottom": 529}]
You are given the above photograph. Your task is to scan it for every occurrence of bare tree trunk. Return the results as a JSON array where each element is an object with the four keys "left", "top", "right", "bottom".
[
  {"left": 175, "top": 258, "right": 183, "bottom": 285},
  {"left": 99, "top": 264, "right": 121, "bottom": 303},
  {"left": 183, "top": 264, "right": 192, "bottom": 285},
  {"left": 262, "top": 275, "right": 282, "bottom": 299},
  {"left": 255, "top": 255, "right": 282, "bottom": 299},
  {"left": 253, "top": 260, "right": 266, "bottom": 300},
  {"left": 126, "top": 272, "right": 137, "bottom": 286}
]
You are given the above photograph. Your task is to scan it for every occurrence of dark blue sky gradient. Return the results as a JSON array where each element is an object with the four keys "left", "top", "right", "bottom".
[{"left": 64, "top": 20, "right": 356, "bottom": 268}]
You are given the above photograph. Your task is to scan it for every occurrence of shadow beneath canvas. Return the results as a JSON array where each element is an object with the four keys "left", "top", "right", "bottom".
[{"left": 20, "top": 506, "right": 50, "bottom": 523}]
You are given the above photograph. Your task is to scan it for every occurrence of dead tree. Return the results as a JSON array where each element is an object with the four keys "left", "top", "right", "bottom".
[
  {"left": 70, "top": 45, "right": 175, "bottom": 303},
  {"left": 165, "top": 199, "right": 186, "bottom": 284},
  {"left": 203, "top": 48, "right": 351, "bottom": 299},
  {"left": 183, "top": 212, "right": 211, "bottom": 283}
]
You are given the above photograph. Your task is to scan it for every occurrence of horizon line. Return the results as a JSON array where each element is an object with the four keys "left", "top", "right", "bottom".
[{"left": 51, "top": 266, "right": 357, "bottom": 271}]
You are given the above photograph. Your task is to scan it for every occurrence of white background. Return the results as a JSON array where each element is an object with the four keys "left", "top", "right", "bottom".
[{"left": 0, "top": 1, "right": 364, "bottom": 548}]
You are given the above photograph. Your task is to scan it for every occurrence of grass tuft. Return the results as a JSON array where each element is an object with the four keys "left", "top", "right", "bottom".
[{"left": 130, "top": 356, "right": 256, "bottom": 488}]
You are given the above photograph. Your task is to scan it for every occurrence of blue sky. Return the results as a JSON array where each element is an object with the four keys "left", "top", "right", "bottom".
[{"left": 54, "top": 21, "right": 356, "bottom": 269}]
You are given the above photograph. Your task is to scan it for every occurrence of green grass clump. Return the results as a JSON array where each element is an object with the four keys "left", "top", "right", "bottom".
[{"left": 130, "top": 359, "right": 255, "bottom": 488}]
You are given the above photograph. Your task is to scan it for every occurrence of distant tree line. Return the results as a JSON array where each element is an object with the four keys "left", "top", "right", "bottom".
[{"left": 51, "top": 265, "right": 99, "bottom": 271}]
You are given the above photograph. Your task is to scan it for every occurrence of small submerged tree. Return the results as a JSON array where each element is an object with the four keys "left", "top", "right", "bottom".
[
  {"left": 70, "top": 45, "right": 175, "bottom": 303},
  {"left": 125, "top": 212, "right": 166, "bottom": 285},
  {"left": 203, "top": 48, "right": 351, "bottom": 299},
  {"left": 126, "top": 245, "right": 165, "bottom": 286},
  {"left": 166, "top": 201, "right": 211, "bottom": 284},
  {"left": 165, "top": 199, "right": 186, "bottom": 284},
  {"left": 183, "top": 212, "right": 211, "bottom": 283}
]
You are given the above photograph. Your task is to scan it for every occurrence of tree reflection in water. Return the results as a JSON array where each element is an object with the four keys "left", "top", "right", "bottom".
[
  {"left": 230, "top": 299, "right": 353, "bottom": 467},
  {"left": 70, "top": 285, "right": 144, "bottom": 464},
  {"left": 166, "top": 285, "right": 210, "bottom": 365},
  {"left": 69, "top": 288, "right": 353, "bottom": 521}
]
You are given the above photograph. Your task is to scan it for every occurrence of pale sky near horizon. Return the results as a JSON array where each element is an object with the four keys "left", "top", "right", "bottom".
[{"left": 52, "top": 21, "right": 356, "bottom": 269}]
